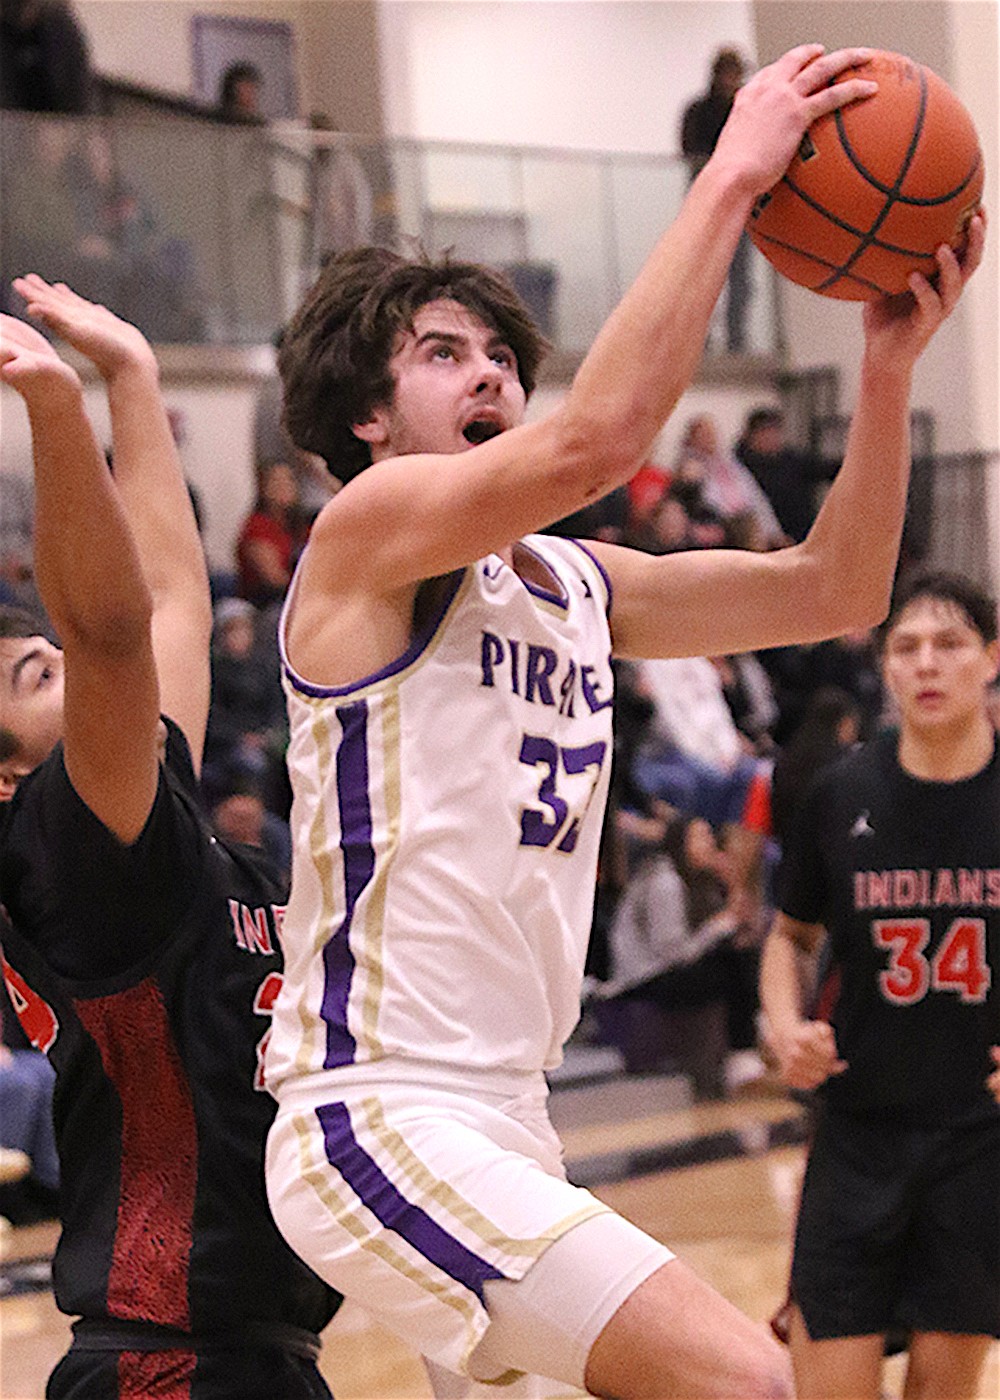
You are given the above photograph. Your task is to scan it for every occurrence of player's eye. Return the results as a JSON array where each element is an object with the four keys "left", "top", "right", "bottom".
[{"left": 492, "top": 348, "right": 514, "bottom": 368}]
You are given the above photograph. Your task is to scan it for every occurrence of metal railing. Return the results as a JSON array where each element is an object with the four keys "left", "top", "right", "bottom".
[{"left": 0, "top": 108, "right": 783, "bottom": 358}]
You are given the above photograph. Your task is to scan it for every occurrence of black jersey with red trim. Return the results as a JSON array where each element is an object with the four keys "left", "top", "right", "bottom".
[
  {"left": 778, "top": 730, "right": 1000, "bottom": 1124},
  {"left": 0, "top": 719, "right": 339, "bottom": 1345}
]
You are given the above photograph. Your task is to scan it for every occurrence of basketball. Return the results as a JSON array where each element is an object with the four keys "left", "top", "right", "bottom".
[{"left": 748, "top": 50, "right": 984, "bottom": 299}]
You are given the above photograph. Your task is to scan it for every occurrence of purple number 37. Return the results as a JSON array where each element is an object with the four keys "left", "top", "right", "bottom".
[{"left": 518, "top": 735, "right": 607, "bottom": 854}]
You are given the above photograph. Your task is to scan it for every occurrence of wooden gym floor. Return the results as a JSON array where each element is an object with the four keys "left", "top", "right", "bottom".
[{"left": 2, "top": 1075, "right": 997, "bottom": 1399}]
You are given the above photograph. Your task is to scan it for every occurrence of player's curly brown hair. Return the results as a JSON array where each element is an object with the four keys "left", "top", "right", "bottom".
[{"left": 277, "top": 247, "right": 550, "bottom": 482}]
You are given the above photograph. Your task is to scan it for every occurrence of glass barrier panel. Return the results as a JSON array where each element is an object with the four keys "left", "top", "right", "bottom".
[{"left": 0, "top": 112, "right": 781, "bottom": 358}]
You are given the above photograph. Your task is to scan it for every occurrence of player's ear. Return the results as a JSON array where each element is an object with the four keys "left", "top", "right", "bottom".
[
  {"left": 351, "top": 407, "right": 389, "bottom": 448},
  {"left": 984, "top": 639, "right": 1000, "bottom": 686}
]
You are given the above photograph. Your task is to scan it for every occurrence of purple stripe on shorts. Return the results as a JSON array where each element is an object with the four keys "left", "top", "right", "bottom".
[
  {"left": 321, "top": 703, "right": 376, "bottom": 1068},
  {"left": 316, "top": 1100, "right": 504, "bottom": 1301}
]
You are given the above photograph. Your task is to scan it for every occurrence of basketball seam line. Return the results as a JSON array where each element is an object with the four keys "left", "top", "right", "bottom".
[
  {"left": 816, "top": 65, "right": 929, "bottom": 289},
  {"left": 748, "top": 230, "right": 891, "bottom": 295},
  {"left": 775, "top": 181, "right": 941, "bottom": 261}
]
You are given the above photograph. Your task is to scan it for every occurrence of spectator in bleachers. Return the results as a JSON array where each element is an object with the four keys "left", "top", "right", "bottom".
[
  {"left": 759, "top": 626, "right": 883, "bottom": 746},
  {"left": 545, "top": 482, "right": 629, "bottom": 544},
  {"left": 769, "top": 686, "right": 860, "bottom": 848},
  {"left": 4, "top": 122, "right": 202, "bottom": 341},
  {"left": 590, "top": 812, "right": 763, "bottom": 1096},
  {"left": 802, "top": 628, "right": 884, "bottom": 738},
  {"left": 716, "top": 650, "right": 780, "bottom": 754},
  {"left": 210, "top": 772, "right": 292, "bottom": 885},
  {"left": 735, "top": 406, "right": 838, "bottom": 543},
  {"left": 0, "top": 473, "right": 36, "bottom": 607},
  {"left": 627, "top": 485, "right": 696, "bottom": 554},
  {"left": 2, "top": 119, "right": 90, "bottom": 303},
  {"left": 64, "top": 129, "right": 204, "bottom": 342},
  {"left": 632, "top": 654, "right": 766, "bottom": 823},
  {"left": 674, "top": 414, "right": 786, "bottom": 547},
  {"left": 630, "top": 654, "right": 773, "bottom": 933},
  {"left": 236, "top": 461, "right": 308, "bottom": 609},
  {"left": 0, "top": 941, "right": 59, "bottom": 1224},
  {"left": 216, "top": 60, "right": 266, "bottom": 125},
  {"left": 0, "top": 0, "right": 92, "bottom": 114},
  {"left": 304, "top": 111, "right": 375, "bottom": 268},
  {"left": 625, "top": 459, "right": 672, "bottom": 539},
  {"left": 666, "top": 460, "right": 727, "bottom": 549},
  {"left": 204, "top": 596, "right": 286, "bottom": 794},
  {"left": 680, "top": 48, "right": 751, "bottom": 352}
]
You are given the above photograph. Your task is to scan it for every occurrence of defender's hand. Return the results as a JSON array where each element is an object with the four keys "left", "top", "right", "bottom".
[
  {"left": 12, "top": 274, "right": 157, "bottom": 380},
  {"left": 772, "top": 1019, "right": 847, "bottom": 1092},
  {"left": 712, "top": 45, "right": 878, "bottom": 198},
  {"left": 0, "top": 311, "right": 82, "bottom": 403}
]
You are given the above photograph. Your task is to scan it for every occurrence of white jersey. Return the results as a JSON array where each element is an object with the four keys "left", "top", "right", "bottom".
[{"left": 266, "top": 535, "right": 614, "bottom": 1096}]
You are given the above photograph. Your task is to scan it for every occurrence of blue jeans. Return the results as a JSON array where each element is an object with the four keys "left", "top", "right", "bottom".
[
  {"left": 633, "top": 746, "right": 759, "bottom": 828},
  {"left": 0, "top": 1049, "right": 58, "bottom": 1188}
]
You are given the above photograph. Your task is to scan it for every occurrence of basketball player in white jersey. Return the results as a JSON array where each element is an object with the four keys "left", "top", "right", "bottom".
[{"left": 264, "top": 44, "right": 985, "bottom": 1400}]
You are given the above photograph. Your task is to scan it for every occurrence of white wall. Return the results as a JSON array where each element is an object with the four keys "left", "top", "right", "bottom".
[
  {"left": 78, "top": 0, "right": 301, "bottom": 98},
  {"left": 377, "top": 0, "right": 755, "bottom": 153},
  {"left": 77, "top": 1, "right": 385, "bottom": 132}
]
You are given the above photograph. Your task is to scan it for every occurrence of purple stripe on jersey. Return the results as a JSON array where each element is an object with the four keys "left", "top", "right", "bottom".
[
  {"left": 568, "top": 539, "right": 613, "bottom": 615},
  {"left": 320, "top": 703, "right": 376, "bottom": 1068},
  {"left": 283, "top": 570, "right": 465, "bottom": 699},
  {"left": 316, "top": 1100, "right": 504, "bottom": 1301}
]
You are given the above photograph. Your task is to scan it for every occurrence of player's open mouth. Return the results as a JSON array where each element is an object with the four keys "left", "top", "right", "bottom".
[{"left": 462, "top": 420, "right": 504, "bottom": 444}]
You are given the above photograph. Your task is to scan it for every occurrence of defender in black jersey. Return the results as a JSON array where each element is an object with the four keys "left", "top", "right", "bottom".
[
  {"left": 0, "top": 280, "right": 339, "bottom": 1398},
  {"left": 761, "top": 573, "right": 1000, "bottom": 1400}
]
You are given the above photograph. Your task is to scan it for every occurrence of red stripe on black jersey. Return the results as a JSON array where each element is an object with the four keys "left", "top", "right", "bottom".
[
  {"left": 119, "top": 1348, "right": 196, "bottom": 1398},
  {"left": 76, "top": 978, "right": 197, "bottom": 1328}
]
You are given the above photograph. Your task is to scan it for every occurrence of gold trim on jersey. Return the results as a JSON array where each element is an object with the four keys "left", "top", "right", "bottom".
[
  {"left": 357, "top": 691, "right": 404, "bottom": 1059},
  {"left": 296, "top": 708, "right": 341, "bottom": 1076},
  {"left": 359, "top": 1095, "right": 610, "bottom": 1264},
  {"left": 530, "top": 593, "right": 574, "bottom": 622}
]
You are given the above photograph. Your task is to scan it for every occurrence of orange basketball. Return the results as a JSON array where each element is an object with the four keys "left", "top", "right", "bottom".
[{"left": 747, "top": 50, "right": 984, "bottom": 299}]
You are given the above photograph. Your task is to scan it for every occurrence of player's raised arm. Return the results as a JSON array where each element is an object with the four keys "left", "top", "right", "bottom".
[
  {"left": 0, "top": 312, "right": 160, "bottom": 841},
  {"left": 299, "top": 46, "right": 879, "bottom": 593},
  {"left": 587, "top": 212, "right": 985, "bottom": 661},
  {"left": 12, "top": 275, "right": 213, "bottom": 772}
]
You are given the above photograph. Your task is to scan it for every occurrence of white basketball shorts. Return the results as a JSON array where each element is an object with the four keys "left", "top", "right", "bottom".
[{"left": 265, "top": 1069, "right": 673, "bottom": 1387}]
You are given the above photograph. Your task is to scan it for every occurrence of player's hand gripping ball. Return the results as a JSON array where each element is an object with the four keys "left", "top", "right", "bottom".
[{"left": 748, "top": 49, "right": 984, "bottom": 299}]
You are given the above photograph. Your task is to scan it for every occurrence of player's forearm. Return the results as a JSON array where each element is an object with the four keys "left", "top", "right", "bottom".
[
  {"left": 561, "top": 160, "right": 754, "bottom": 479},
  {"left": 759, "top": 926, "right": 807, "bottom": 1043},
  {"left": 798, "top": 355, "right": 913, "bottom": 630},
  {"left": 104, "top": 362, "right": 211, "bottom": 627},
  {"left": 28, "top": 393, "right": 153, "bottom": 649}
]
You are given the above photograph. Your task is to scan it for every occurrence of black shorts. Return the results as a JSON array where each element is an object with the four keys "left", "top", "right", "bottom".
[
  {"left": 791, "top": 1105, "right": 1000, "bottom": 1341},
  {"left": 47, "top": 1343, "right": 333, "bottom": 1399}
]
